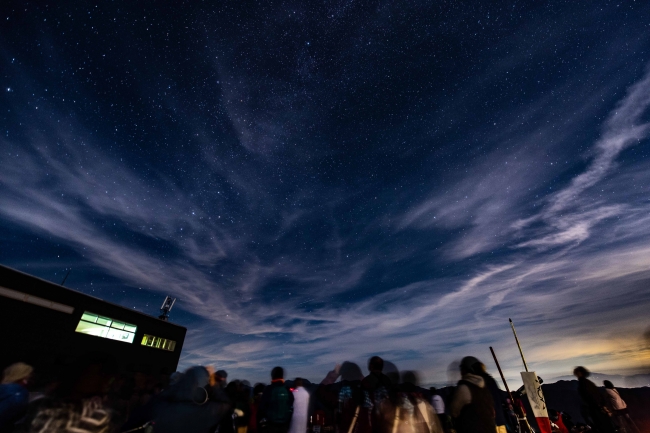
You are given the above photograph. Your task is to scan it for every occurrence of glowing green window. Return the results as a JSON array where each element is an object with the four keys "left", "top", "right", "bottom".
[
  {"left": 141, "top": 334, "right": 176, "bottom": 352},
  {"left": 75, "top": 311, "right": 136, "bottom": 343}
]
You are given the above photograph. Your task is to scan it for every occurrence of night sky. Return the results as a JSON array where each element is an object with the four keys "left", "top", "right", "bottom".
[{"left": 2, "top": 1, "right": 650, "bottom": 385}]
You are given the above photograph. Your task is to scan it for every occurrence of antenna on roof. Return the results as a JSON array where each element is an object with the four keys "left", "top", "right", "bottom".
[
  {"left": 60, "top": 269, "right": 71, "bottom": 286},
  {"left": 159, "top": 296, "right": 176, "bottom": 321}
]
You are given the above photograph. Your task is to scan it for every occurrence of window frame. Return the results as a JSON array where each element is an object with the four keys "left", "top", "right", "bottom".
[{"left": 75, "top": 311, "right": 137, "bottom": 344}]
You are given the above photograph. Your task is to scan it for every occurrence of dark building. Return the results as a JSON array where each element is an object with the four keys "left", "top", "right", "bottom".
[{"left": 0, "top": 264, "right": 186, "bottom": 378}]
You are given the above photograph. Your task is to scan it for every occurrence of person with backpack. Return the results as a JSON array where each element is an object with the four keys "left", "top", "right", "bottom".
[
  {"left": 449, "top": 356, "right": 496, "bottom": 433},
  {"left": 358, "top": 356, "right": 395, "bottom": 433},
  {"left": 258, "top": 367, "right": 294, "bottom": 433}
]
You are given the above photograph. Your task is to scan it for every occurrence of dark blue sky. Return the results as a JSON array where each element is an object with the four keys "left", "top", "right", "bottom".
[{"left": 2, "top": 1, "right": 650, "bottom": 385}]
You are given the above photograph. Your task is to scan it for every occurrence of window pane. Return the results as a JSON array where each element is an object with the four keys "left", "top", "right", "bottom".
[
  {"left": 81, "top": 313, "right": 98, "bottom": 323},
  {"left": 75, "top": 311, "right": 136, "bottom": 344},
  {"left": 141, "top": 334, "right": 176, "bottom": 351},
  {"left": 75, "top": 321, "right": 109, "bottom": 338},
  {"left": 96, "top": 316, "right": 111, "bottom": 326},
  {"left": 107, "top": 328, "right": 134, "bottom": 343}
]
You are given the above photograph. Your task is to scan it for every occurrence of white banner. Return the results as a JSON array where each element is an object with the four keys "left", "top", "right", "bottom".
[{"left": 521, "top": 371, "right": 551, "bottom": 433}]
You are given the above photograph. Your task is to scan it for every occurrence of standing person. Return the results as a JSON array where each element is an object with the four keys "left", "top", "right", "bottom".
[
  {"left": 573, "top": 367, "right": 614, "bottom": 433},
  {"left": 123, "top": 365, "right": 229, "bottom": 433},
  {"left": 288, "top": 378, "right": 310, "bottom": 433},
  {"left": 0, "top": 362, "right": 33, "bottom": 433},
  {"left": 474, "top": 362, "right": 508, "bottom": 433},
  {"left": 316, "top": 362, "right": 364, "bottom": 433},
  {"left": 258, "top": 367, "right": 294, "bottom": 433},
  {"left": 216, "top": 370, "right": 229, "bottom": 388},
  {"left": 428, "top": 387, "right": 445, "bottom": 416},
  {"left": 449, "top": 356, "right": 495, "bottom": 433},
  {"left": 359, "top": 356, "right": 395, "bottom": 433},
  {"left": 603, "top": 380, "right": 640, "bottom": 433},
  {"left": 249, "top": 384, "right": 266, "bottom": 433},
  {"left": 394, "top": 371, "right": 443, "bottom": 433}
]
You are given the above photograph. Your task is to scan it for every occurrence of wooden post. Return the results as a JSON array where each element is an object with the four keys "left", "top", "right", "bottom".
[{"left": 509, "top": 318, "right": 529, "bottom": 372}]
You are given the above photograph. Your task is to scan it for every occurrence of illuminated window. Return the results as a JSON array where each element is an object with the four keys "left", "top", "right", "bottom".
[
  {"left": 75, "top": 311, "right": 136, "bottom": 343},
  {"left": 141, "top": 334, "right": 176, "bottom": 352}
]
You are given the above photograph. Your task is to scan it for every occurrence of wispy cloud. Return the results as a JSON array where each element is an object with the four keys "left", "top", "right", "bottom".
[{"left": 3, "top": 5, "right": 650, "bottom": 387}]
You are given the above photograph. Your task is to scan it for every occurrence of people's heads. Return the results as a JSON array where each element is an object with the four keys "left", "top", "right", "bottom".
[
  {"left": 603, "top": 380, "right": 615, "bottom": 389},
  {"left": 573, "top": 366, "right": 590, "bottom": 379},
  {"left": 253, "top": 383, "right": 266, "bottom": 396},
  {"left": 383, "top": 361, "right": 400, "bottom": 385},
  {"left": 340, "top": 361, "right": 364, "bottom": 381},
  {"left": 401, "top": 371, "right": 419, "bottom": 386},
  {"left": 368, "top": 356, "right": 384, "bottom": 373},
  {"left": 169, "top": 371, "right": 184, "bottom": 386},
  {"left": 271, "top": 366, "right": 284, "bottom": 380},
  {"left": 2, "top": 362, "right": 33, "bottom": 386},
  {"left": 215, "top": 369, "right": 228, "bottom": 385},
  {"left": 473, "top": 362, "right": 487, "bottom": 375},
  {"left": 166, "top": 366, "right": 210, "bottom": 403},
  {"left": 459, "top": 356, "right": 481, "bottom": 376},
  {"left": 294, "top": 377, "right": 304, "bottom": 388},
  {"left": 429, "top": 387, "right": 437, "bottom": 394}
]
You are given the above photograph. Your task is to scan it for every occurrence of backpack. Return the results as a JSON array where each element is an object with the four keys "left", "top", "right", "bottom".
[{"left": 268, "top": 385, "right": 292, "bottom": 424}]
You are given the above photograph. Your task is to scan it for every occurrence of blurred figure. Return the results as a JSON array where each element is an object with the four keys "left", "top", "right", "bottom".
[
  {"left": 340, "top": 362, "right": 364, "bottom": 382},
  {"left": 474, "top": 362, "right": 508, "bottom": 433},
  {"left": 15, "top": 354, "right": 120, "bottom": 433},
  {"left": 382, "top": 361, "right": 400, "bottom": 389},
  {"left": 428, "top": 387, "right": 445, "bottom": 416},
  {"left": 125, "top": 365, "right": 228, "bottom": 433},
  {"left": 228, "top": 380, "right": 252, "bottom": 433},
  {"left": 0, "top": 362, "right": 33, "bottom": 433},
  {"left": 603, "top": 380, "right": 640, "bottom": 433},
  {"left": 216, "top": 370, "right": 229, "bottom": 388},
  {"left": 316, "top": 362, "right": 363, "bottom": 433},
  {"left": 359, "top": 356, "right": 395, "bottom": 433},
  {"left": 394, "top": 371, "right": 443, "bottom": 433},
  {"left": 169, "top": 371, "right": 184, "bottom": 386},
  {"left": 249, "top": 383, "right": 266, "bottom": 433},
  {"left": 288, "top": 378, "right": 310, "bottom": 433},
  {"left": 449, "top": 356, "right": 495, "bottom": 433},
  {"left": 259, "top": 367, "right": 294, "bottom": 433},
  {"left": 573, "top": 367, "right": 614, "bottom": 433}
]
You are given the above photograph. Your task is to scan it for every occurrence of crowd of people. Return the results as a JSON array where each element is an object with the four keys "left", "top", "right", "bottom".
[{"left": 0, "top": 355, "right": 640, "bottom": 433}]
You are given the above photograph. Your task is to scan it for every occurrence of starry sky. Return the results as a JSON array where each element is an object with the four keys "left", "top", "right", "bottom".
[{"left": 2, "top": 1, "right": 650, "bottom": 386}]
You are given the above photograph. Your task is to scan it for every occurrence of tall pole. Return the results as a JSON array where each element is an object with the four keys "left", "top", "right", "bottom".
[
  {"left": 60, "top": 269, "right": 71, "bottom": 286},
  {"left": 489, "top": 346, "right": 514, "bottom": 402},
  {"left": 509, "top": 318, "right": 528, "bottom": 372}
]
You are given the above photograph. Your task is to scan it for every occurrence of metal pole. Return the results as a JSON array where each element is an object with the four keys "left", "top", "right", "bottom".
[
  {"left": 489, "top": 346, "right": 514, "bottom": 402},
  {"left": 509, "top": 318, "right": 529, "bottom": 372}
]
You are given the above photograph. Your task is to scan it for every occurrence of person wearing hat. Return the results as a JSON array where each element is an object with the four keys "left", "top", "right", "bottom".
[
  {"left": 449, "top": 356, "right": 495, "bottom": 433},
  {"left": 0, "top": 362, "right": 33, "bottom": 433}
]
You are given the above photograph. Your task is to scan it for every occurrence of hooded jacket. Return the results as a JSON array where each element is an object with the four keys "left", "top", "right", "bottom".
[{"left": 450, "top": 373, "right": 495, "bottom": 433}]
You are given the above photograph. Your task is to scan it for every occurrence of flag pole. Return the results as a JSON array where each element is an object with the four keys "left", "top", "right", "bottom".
[
  {"left": 489, "top": 346, "right": 514, "bottom": 402},
  {"left": 509, "top": 318, "right": 529, "bottom": 372}
]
